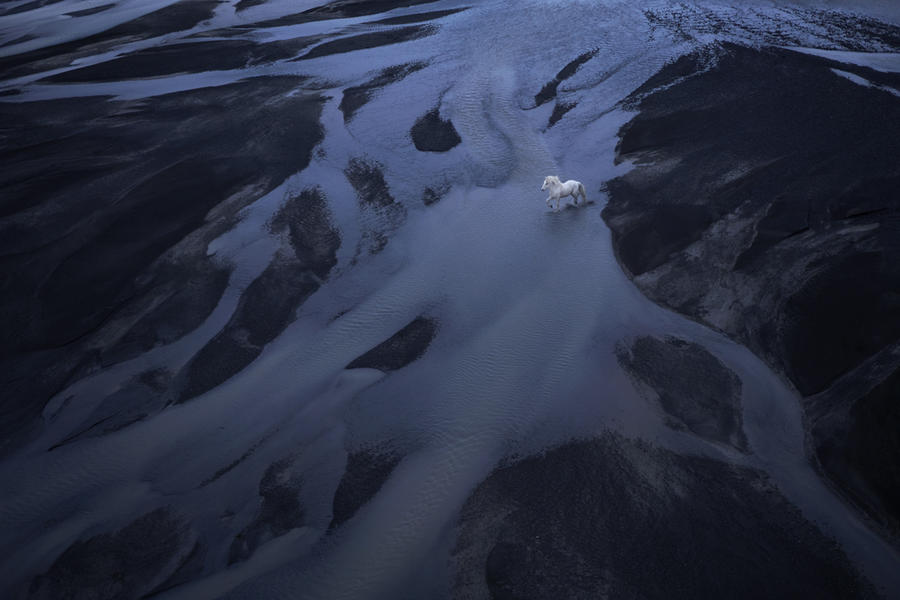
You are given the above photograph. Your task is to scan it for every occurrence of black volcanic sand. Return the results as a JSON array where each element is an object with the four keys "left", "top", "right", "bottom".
[
  {"left": 410, "top": 107, "right": 461, "bottom": 152},
  {"left": 45, "top": 19, "right": 441, "bottom": 84},
  {"left": 422, "top": 183, "right": 450, "bottom": 206},
  {"left": 0, "top": 0, "right": 221, "bottom": 80},
  {"left": 0, "top": 0, "right": 64, "bottom": 17},
  {"left": 45, "top": 36, "right": 319, "bottom": 83},
  {"left": 107, "top": 261, "right": 231, "bottom": 365},
  {"left": 49, "top": 368, "right": 172, "bottom": 450},
  {"left": 345, "top": 157, "right": 406, "bottom": 258},
  {"left": 229, "top": 456, "right": 305, "bottom": 565},
  {"left": 807, "top": 343, "right": 900, "bottom": 537},
  {"left": 0, "top": 76, "right": 324, "bottom": 454},
  {"left": 329, "top": 447, "right": 402, "bottom": 529},
  {"left": 534, "top": 48, "right": 598, "bottom": 107},
  {"left": 28, "top": 507, "right": 199, "bottom": 600},
  {"left": 176, "top": 188, "right": 340, "bottom": 403},
  {"left": 547, "top": 101, "right": 576, "bottom": 128},
  {"left": 0, "top": 34, "right": 37, "bottom": 49},
  {"left": 644, "top": 4, "right": 900, "bottom": 50},
  {"left": 65, "top": 3, "right": 115, "bottom": 18},
  {"left": 235, "top": 0, "right": 267, "bottom": 12},
  {"left": 237, "top": 0, "right": 441, "bottom": 29},
  {"left": 346, "top": 316, "right": 437, "bottom": 372},
  {"left": 602, "top": 43, "right": 900, "bottom": 535},
  {"left": 295, "top": 25, "right": 436, "bottom": 61},
  {"left": 452, "top": 434, "right": 872, "bottom": 600},
  {"left": 340, "top": 61, "right": 427, "bottom": 123},
  {"left": 346, "top": 157, "right": 397, "bottom": 210},
  {"left": 616, "top": 335, "right": 747, "bottom": 452},
  {"left": 367, "top": 7, "right": 468, "bottom": 26}
]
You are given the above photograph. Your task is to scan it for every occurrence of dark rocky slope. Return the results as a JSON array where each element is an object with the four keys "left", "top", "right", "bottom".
[{"left": 602, "top": 43, "right": 900, "bottom": 537}]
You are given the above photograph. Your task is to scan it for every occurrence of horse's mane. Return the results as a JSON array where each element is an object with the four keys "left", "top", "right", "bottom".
[{"left": 546, "top": 175, "right": 561, "bottom": 183}]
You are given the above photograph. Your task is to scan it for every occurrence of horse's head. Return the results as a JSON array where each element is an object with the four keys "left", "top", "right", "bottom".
[{"left": 541, "top": 175, "right": 557, "bottom": 191}]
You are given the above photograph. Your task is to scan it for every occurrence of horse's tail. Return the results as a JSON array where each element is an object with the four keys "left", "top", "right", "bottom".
[{"left": 579, "top": 182, "right": 587, "bottom": 202}]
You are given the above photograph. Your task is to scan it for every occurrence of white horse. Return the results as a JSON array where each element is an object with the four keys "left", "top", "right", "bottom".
[{"left": 541, "top": 175, "right": 587, "bottom": 210}]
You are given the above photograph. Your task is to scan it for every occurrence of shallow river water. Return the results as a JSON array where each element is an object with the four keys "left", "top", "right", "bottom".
[{"left": 2, "top": 0, "right": 900, "bottom": 598}]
